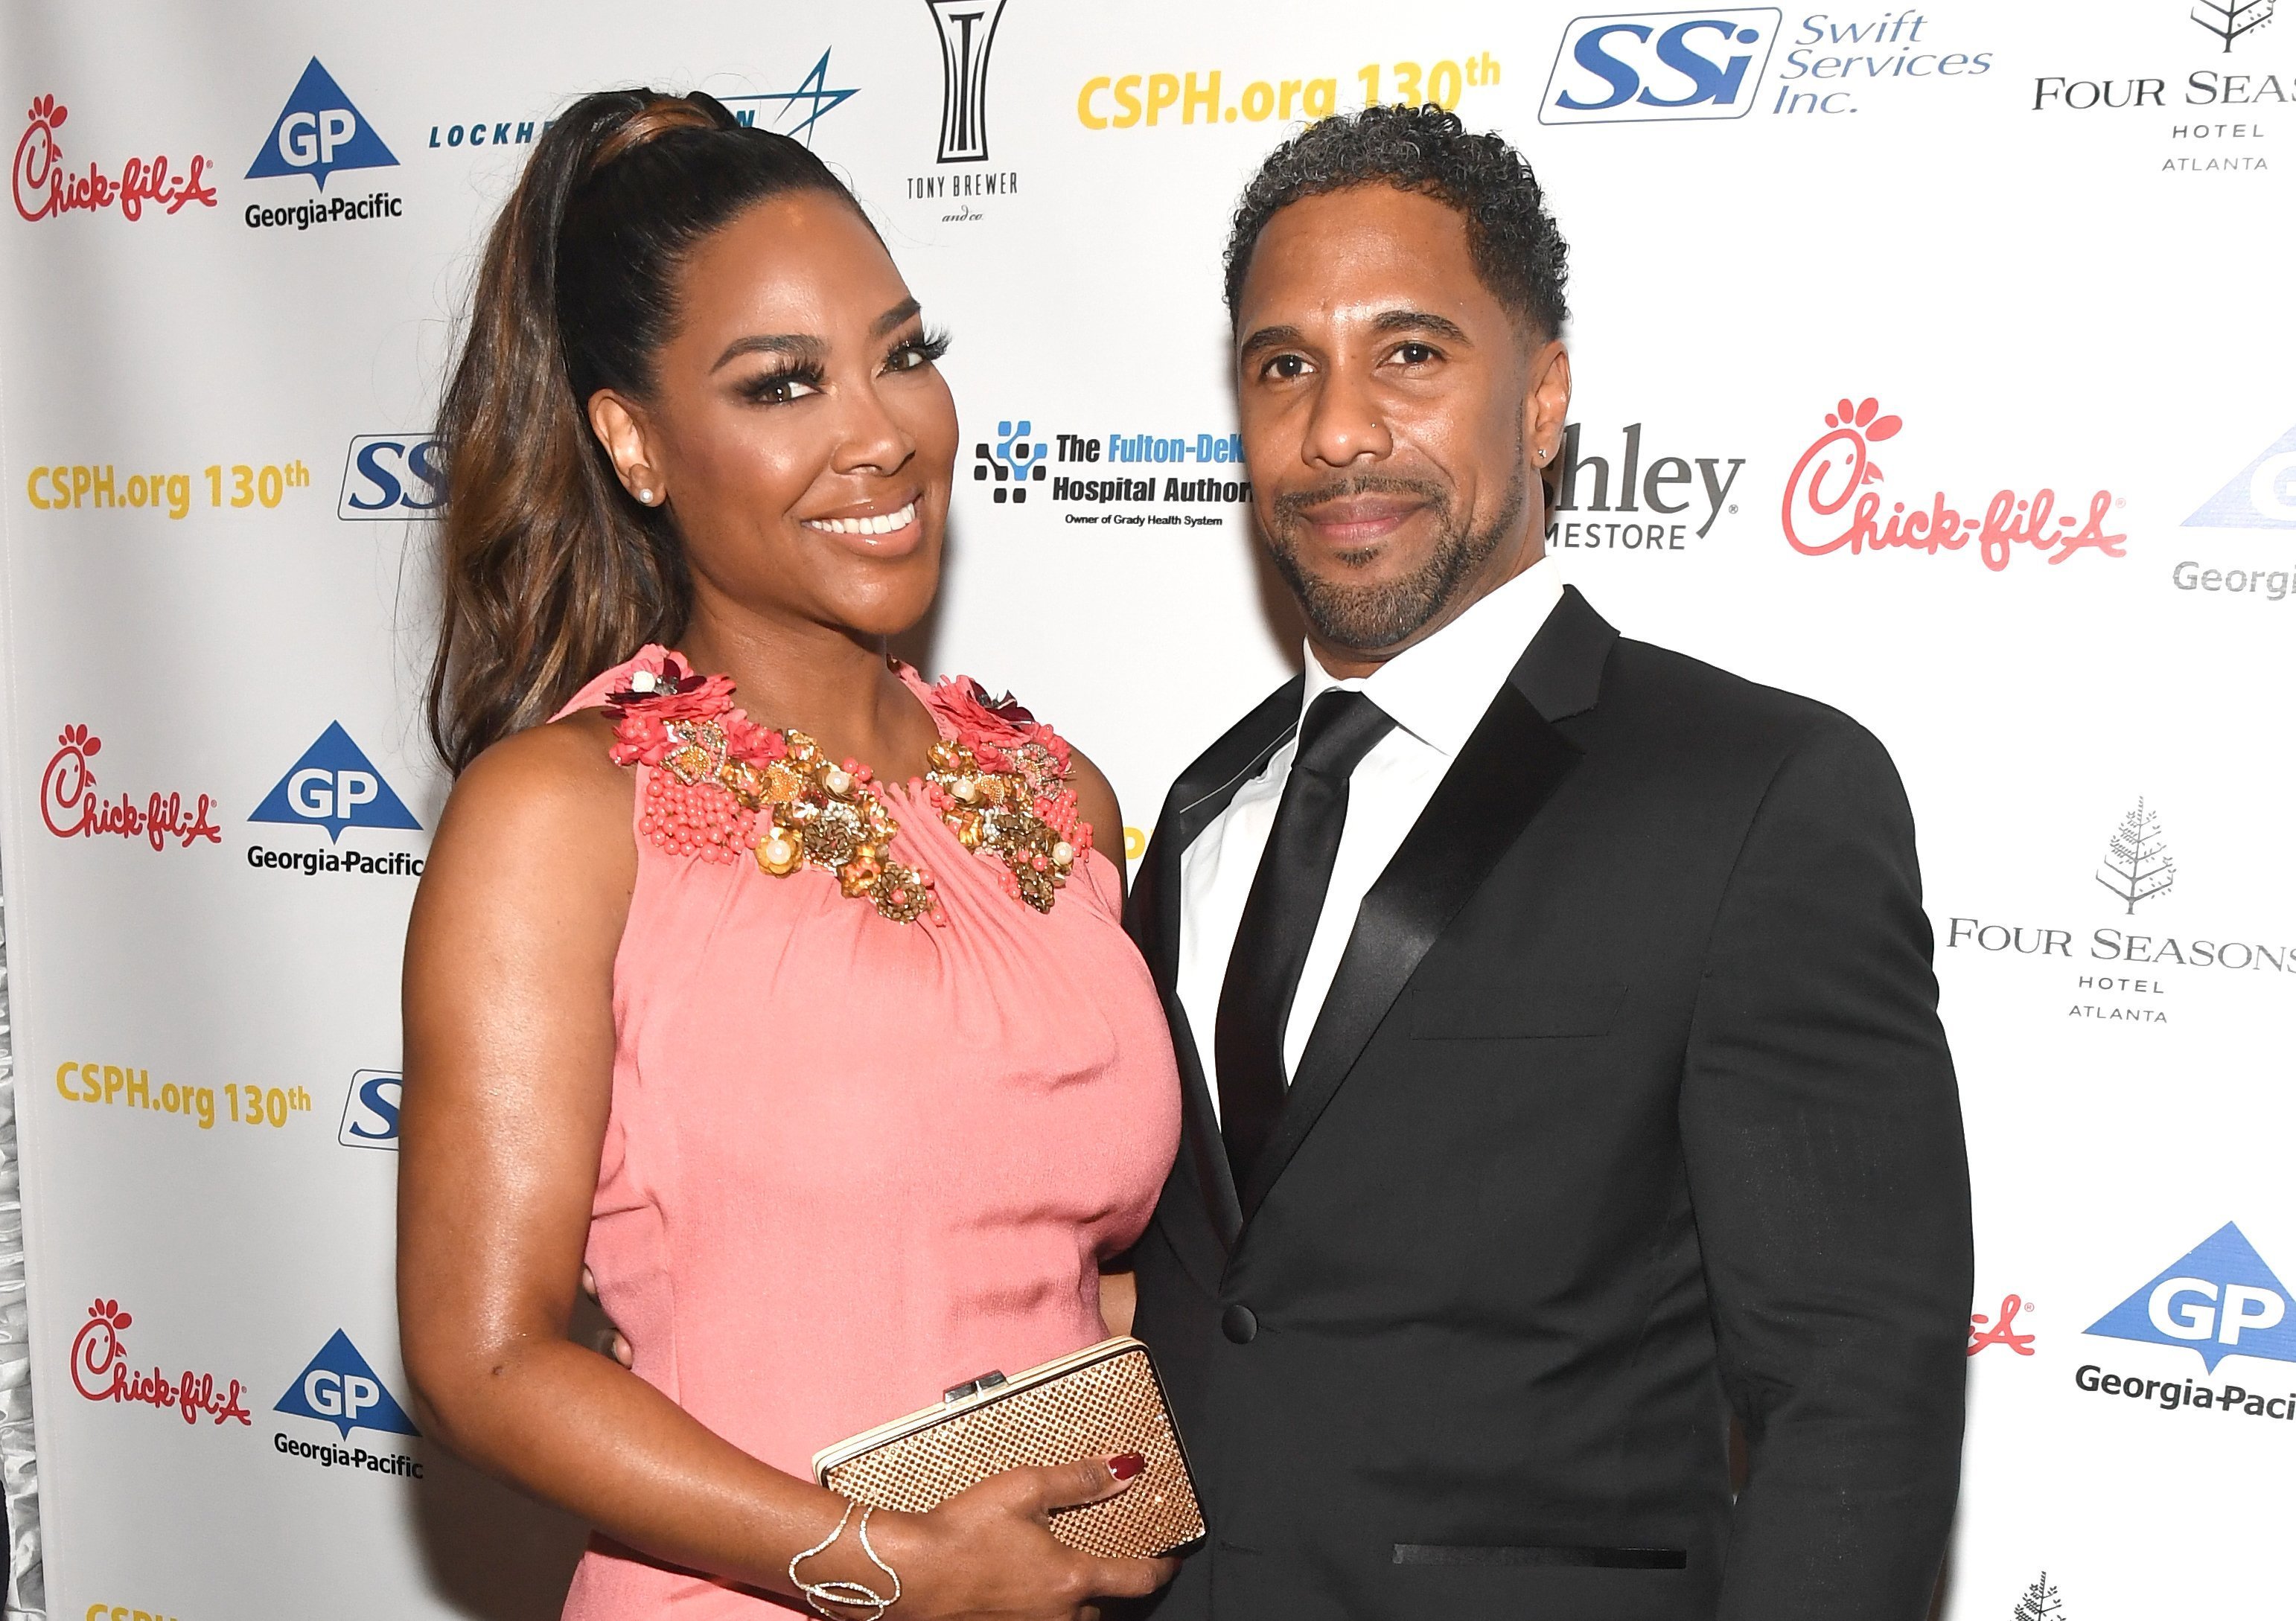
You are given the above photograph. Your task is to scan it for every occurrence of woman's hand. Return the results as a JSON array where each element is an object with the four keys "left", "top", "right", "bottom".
[{"left": 855, "top": 1456, "right": 1177, "bottom": 1620}]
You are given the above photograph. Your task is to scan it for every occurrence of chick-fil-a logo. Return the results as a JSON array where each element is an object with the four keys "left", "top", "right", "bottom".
[
  {"left": 71, "top": 1298, "right": 252, "bottom": 1427},
  {"left": 1968, "top": 1292, "right": 2037, "bottom": 1357},
  {"left": 1784, "top": 397, "right": 2126, "bottom": 571},
  {"left": 41, "top": 725, "right": 222, "bottom": 851},
  {"left": 13, "top": 95, "right": 217, "bottom": 223}
]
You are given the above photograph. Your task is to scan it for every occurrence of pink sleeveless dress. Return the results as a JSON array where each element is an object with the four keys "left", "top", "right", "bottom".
[{"left": 552, "top": 649, "right": 1181, "bottom": 1618}]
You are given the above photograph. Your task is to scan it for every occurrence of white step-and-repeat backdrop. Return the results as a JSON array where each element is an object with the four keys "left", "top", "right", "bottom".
[{"left": 1, "top": 2, "right": 2290, "bottom": 1617}]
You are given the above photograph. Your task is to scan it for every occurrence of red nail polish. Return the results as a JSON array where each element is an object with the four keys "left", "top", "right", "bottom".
[{"left": 1109, "top": 1451, "right": 1147, "bottom": 1481}]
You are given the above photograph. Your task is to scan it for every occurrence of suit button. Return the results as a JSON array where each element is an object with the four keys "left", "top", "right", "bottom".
[{"left": 1221, "top": 1303, "right": 1258, "bottom": 1344}]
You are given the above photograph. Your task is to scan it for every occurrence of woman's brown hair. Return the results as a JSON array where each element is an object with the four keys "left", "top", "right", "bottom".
[{"left": 427, "top": 89, "right": 860, "bottom": 773}]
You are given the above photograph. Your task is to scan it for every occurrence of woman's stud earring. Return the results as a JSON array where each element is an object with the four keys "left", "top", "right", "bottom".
[{"left": 636, "top": 487, "right": 655, "bottom": 505}]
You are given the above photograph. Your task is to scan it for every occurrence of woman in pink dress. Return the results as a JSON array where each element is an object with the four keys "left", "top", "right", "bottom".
[{"left": 397, "top": 91, "right": 1182, "bottom": 1619}]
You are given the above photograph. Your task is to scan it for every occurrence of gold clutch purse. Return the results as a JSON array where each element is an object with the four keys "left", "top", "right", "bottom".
[{"left": 810, "top": 1336, "right": 1205, "bottom": 1558}]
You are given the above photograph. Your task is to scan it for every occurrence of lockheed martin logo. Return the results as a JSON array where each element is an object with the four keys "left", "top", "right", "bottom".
[
  {"left": 719, "top": 49, "right": 860, "bottom": 145},
  {"left": 928, "top": 0, "right": 1007, "bottom": 162}
]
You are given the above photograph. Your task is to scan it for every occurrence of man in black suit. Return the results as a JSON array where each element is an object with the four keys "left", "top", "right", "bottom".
[{"left": 1124, "top": 106, "right": 1971, "bottom": 1620}]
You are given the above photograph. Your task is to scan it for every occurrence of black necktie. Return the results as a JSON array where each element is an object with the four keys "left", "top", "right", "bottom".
[{"left": 1214, "top": 688, "right": 1397, "bottom": 1190}]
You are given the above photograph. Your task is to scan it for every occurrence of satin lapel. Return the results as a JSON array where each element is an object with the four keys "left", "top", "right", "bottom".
[
  {"left": 1237, "top": 680, "right": 1584, "bottom": 1226},
  {"left": 1125, "top": 676, "right": 1304, "bottom": 1254}
]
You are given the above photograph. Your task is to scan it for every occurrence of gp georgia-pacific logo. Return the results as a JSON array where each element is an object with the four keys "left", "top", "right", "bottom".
[
  {"left": 1782, "top": 396, "right": 2128, "bottom": 571},
  {"left": 249, "top": 722, "right": 422, "bottom": 841},
  {"left": 246, "top": 58, "right": 397, "bottom": 191},
  {"left": 2088, "top": 1222, "right": 2296, "bottom": 1372}
]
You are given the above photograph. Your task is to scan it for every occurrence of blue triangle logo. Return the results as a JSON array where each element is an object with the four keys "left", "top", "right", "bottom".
[
  {"left": 246, "top": 58, "right": 398, "bottom": 191},
  {"left": 249, "top": 722, "right": 422, "bottom": 842},
  {"left": 274, "top": 1330, "right": 420, "bottom": 1439},
  {"left": 2085, "top": 1221, "right": 2296, "bottom": 1372},
  {"left": 2182, "top": 424, "right": 2296, "bottom": 530}
]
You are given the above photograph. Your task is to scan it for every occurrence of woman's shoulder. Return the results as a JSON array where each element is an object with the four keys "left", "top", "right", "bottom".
[{"left": 439, "top": 709, "right": 630, "bottom": 851}]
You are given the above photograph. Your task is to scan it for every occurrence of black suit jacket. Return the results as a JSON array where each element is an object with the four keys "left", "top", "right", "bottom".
[{"left": 1125, "top": 588, "right": 1971, "bottom": 1621}]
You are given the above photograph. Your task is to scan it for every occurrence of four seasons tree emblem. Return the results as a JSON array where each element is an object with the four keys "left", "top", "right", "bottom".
[
  {"left": 2095, "top": 798, "right": 2175, "bottom": 915},
  {"left": 2012, "top": 1570, "right": 2067, "bottom": 1620}
]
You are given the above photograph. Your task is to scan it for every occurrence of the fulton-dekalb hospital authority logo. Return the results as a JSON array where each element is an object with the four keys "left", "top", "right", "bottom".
[
  {"left": 985, "top": 415, "right": 1251, "bottom": 526},
  {"left": 1783, "top": 396, "right": 2126, "bottom": 571},
  {"left": 2076, "top": 1223, "right": 2296, "bottom": 1428}
]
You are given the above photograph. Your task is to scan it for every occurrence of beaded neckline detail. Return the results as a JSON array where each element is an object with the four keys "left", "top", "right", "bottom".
[{"left": 604, "top": 652, "right": 1090, "bottom": 923}]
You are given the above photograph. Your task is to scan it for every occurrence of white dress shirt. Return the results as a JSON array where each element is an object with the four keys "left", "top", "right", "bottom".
[{"left": 1177, "top": 558, "right": 1565, "bottom": 1114}]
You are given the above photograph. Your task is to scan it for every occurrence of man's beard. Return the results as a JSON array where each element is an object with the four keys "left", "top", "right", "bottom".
[{"left": 1263, "top": 458, "right": 1528, "bottom": 653}]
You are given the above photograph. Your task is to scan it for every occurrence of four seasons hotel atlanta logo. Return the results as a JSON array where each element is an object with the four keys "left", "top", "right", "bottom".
[{"left": 1946, "top": 796, "right": 2296, "bottom": 1028}]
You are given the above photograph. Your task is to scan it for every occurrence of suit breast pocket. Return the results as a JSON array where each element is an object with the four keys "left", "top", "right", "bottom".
[{"left": 1409, "top": 978, "right": 1625, "bottom": 1040}]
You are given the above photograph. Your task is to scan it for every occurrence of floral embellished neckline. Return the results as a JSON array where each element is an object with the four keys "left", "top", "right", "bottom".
[{"left": 603, "top": 651, "right": 1091, "bottom": 924}]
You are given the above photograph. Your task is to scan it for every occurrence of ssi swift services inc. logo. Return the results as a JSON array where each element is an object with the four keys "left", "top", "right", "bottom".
[
  {"left": 1542, "top": 10, "right": 1782, "bottom": 124},
  {"left": 274, "top": 1329, "right": 424, "bottom": 1477},
  {"left": 71, "top": 1298, "right": 251, "bottom": 1427},
  {"left": 1782, "top": 396, "right": 2126, "bottom": 572},
  {"left": 12, "top": 95, "right": 217, "bottom": 223},
  {"left": 339, "top": 1069, "right": 402, "bottom": 1150},
  {"left": 338, "top": 432, "right": 442, "bottom": 519},
  {"left": 41, "top": 726, "right": 221, "bottom": 851}
]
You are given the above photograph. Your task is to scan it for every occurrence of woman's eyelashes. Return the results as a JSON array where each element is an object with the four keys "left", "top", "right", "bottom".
[
  {"left": 737, "top": 363, "right": 825, "bottom": 406},
  {"left": 733, "top": 330, "right": 946, "bottom": 406},
  {"left": 884, "top": 327, "right": 951, "bottom": 374}
]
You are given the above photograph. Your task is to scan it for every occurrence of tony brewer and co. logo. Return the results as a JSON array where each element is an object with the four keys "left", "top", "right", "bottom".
[
  {"left": 275, "top": 1329, "right": 424, "bottom": 1477},
  {"left": 911, "top": 0, "right": 1018, "bottom": 217},
  {"left": 243, "top": 57, "right": 404, "bottom": 231},
  {"left": 2076, "top": 1222, "right": 2296, "bottom": 1425},
  {"left": 247, "top": 722, "right": 425, "bottom": 877},
  {"left": 1783, "top": 395, "right": 2126, "bottom": 572}
]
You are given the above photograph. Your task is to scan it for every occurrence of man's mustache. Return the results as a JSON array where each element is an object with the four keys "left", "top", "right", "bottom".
[{"left": 1269, "top": 473, "right": 1450, "bottom": 528}]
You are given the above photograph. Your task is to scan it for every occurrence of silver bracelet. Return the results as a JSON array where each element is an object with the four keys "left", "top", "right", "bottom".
[{"left": 788, "top": 1497, "right": 902, "bottom": 1620}]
